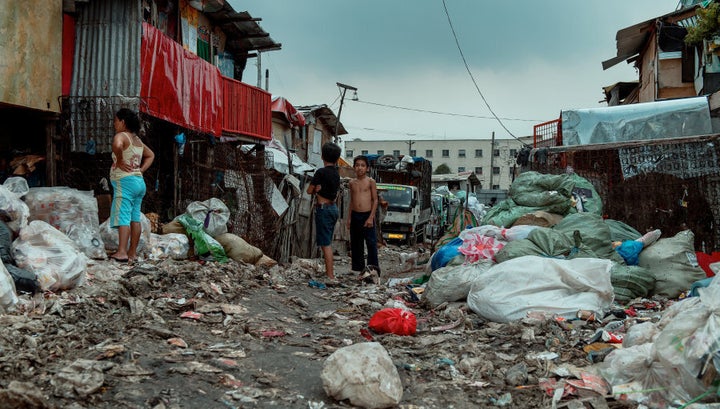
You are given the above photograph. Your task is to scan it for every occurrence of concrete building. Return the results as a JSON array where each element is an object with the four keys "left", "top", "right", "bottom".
[{"left": 344, "top": 137, "right": 529, "bottom": 190}]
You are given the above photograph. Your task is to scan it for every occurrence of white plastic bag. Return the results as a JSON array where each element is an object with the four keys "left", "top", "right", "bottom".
[
  {"left": 99, "top": 214, "right": 152, "bottom": 254},
  {"left": 186, "top": 198, "right": 230, "bottom": 237},
  {"left": 12, "top": 220, "right": 88, "bottom": 291},
  {"left": 0, "top": 260, "right": 18, "bottom": 313},
  {"left": 148, "top": 233, "right": 189, "bottom": 260},
  {"left": 467, "top": 256, "right": 614, "bottom": 322}
]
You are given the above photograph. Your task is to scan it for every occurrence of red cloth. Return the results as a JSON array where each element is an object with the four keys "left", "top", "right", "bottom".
[
  {"left": 696, "top": 251, "right": 720, "bottom": 277},
  {"left": 369, "top": 308, "right": 417, "bottom": 336}
]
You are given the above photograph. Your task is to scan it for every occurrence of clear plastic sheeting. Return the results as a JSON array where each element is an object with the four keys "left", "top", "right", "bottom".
[
  {"left": 24, "top": 187, "right": 106, "bottom": 259},
  {"left": 0, "top": 260, "right": 18, "bottom": 312},
  {"left": 11, "top": 220, "right": 88, "bottom": 291},
  {"left": 99, "top": 214, "right": 152, "bottom": 254},
  {"left": 0, "top": 185, "right": 29, "bottom": 234},
  {"left": 561, "top": 97, "right": 712, "bottom": 146},
  {"left": 147, "top": 233, "right": 190, "bottom": 260}
]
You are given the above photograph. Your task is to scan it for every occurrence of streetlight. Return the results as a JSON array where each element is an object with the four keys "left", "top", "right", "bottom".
[{"left": 333, "top": 82, "right": 357, "bottom": 143}]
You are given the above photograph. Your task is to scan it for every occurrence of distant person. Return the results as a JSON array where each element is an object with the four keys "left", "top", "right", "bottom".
[
  {"left": 307, "top": 142, "right": 341, "bottom": 280},
  {"left": 347, "top": 155, "right": 380, "bottom": 274},
  {"left": 109, "top": 108, "right": 155, "bottom": 264}
]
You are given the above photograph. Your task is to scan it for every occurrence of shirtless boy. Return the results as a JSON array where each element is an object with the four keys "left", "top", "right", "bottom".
[{"left": 347, "top": 155, "right": 380, "bottom": 273}]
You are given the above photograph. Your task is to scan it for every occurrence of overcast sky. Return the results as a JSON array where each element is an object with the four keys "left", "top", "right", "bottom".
[{"left": 229, "top": 1, "right": 680, "bottom": 142}]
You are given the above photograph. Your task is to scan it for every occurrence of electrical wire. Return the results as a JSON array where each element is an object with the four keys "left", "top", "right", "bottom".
[
  {"left": 353, "top": 99, "right": 542, "bottom": 122},
  {"left": 441, "top": 0, "right": 526, "bottom": 144}
]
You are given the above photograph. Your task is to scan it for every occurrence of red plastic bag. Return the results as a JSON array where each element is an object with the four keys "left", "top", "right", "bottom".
[{"left": 368, "top": 308, "right": 417, "bottom": 336}]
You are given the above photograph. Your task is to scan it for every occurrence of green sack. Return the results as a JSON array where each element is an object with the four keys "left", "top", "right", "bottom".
[{"left": 176, "top": 214, "right": 228, "bottom": 263}]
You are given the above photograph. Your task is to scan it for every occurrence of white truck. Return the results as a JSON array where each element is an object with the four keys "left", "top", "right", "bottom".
[
  {"left": 377, "top": 183, "right": 431, "bottom": 245},
  {"left": 368, "top": 154, "right": 433, "bottom": 245}
]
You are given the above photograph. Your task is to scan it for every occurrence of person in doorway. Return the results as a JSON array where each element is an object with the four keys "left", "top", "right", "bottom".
[
  {"left": 307, "top": 142, "right": 341, "bottom": 280},
  {"left": 347, "top": 155, "right": 380, "bottom": 274},
  {"left": 109, "top": 108, "right": 155, "bottom": 264}
]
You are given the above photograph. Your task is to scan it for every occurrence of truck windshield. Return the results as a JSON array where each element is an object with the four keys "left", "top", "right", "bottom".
[{"left": 379, "top": 186, "right": 413, "bottom": 208}]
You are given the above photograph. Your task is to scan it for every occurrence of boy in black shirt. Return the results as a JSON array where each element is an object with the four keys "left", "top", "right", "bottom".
[{"left": 306, "top": 142, "right": 341, "bottom": 280}]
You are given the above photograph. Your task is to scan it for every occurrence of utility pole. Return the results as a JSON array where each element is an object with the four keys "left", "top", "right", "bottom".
[
  {"left": 333, "top": 82, "right": 357, "bottom": 143},
  {"left": 406, "top": 140, "right": 415, "bottom": 156},
  {"left": 256, "top": 51, "right": 262, "bottom": 89},
  {"left": 489, "top": 131, "right": 495, "bottom": 189}
]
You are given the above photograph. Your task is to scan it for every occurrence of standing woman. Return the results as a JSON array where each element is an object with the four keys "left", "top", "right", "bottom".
[{"left": 109, "top": 108, "right": 155, "bottom": 263}]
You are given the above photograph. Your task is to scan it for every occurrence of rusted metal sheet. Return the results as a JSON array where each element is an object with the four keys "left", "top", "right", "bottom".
[{"left": 0, "top": 0, "right": 62, "bottom": 112}]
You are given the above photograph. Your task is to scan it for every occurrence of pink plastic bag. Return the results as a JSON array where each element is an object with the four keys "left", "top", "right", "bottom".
[{"left": 458, "top": 233, "right": 505, "bottom": 263}]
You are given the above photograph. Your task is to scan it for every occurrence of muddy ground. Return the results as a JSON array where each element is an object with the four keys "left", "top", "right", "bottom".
[{"left": 0, "top": 245, "right": 652, "bottom": 409}]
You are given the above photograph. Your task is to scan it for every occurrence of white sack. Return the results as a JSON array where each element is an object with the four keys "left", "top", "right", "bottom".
[
  {"left": 99, "top": 214, "right": 152, "bottom": 254},
  {"left": 424, "top": 259, "right": 494, "bottom": 308},
  {"left": 12, "top": 220, "right": 88, "bottom": 291},
  {"left": 321, "top": 342, "right": 403, "bottom": 409},
  {"left": 467, "top": 255, "right": 614, "bottom": 322},
  {"left": 186, "top": 198, "right": 230, "bottom": 237}
]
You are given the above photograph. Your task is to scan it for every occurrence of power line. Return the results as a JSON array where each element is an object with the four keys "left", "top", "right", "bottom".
[
  {"left": 353, "top": 99, "right": 542, "bottom": 122},
  {"left": 441, "top": 0, "right": 527, "bottom": 145}
]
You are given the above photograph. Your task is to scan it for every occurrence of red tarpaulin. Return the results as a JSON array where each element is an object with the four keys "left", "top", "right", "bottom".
[
  {"left": 140, "top": 22, "right": 222, "bottom": 136},
  {"left": 62, "top": 14, "right": 76, "bottom": 96},
  {"left": 271, "top": 97, "right": 306, "bottom": 127}
]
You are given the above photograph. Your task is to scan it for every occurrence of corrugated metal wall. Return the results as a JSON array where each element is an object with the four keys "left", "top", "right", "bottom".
[{"left": 68, "top": 0, "right": 143, "bottom": 153}]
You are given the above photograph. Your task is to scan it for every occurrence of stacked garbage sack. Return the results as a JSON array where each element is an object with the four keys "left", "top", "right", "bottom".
[
  {"left": 419, "top": 171, "right": 716, "bottom": 406},
  {"left": 0, "top": 189, "right": 275, "bottom": 314}
]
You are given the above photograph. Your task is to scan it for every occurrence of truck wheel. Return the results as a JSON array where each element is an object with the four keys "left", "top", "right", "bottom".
[{"left": 376, "top": 154, "right": 399, "bottom": 168}]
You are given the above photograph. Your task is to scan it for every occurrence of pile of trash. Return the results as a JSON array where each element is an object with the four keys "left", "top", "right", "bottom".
[{"left": 400, "top": 170, "right": 719, "bottom": 407}]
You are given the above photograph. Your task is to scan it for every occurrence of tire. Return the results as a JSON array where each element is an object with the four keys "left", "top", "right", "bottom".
[{"left": 376, "top": 154, "right": 399, "bottom": 168}]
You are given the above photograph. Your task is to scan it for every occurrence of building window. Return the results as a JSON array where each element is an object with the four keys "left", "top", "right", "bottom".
[
  {"left": 378, "top": 150, "right": 384, "bottom": 155},
  {"left": 457, "top": 166, "right": 465, "bottom": 172},
  {"left": 458, "top": 149, "right": 466, "bottom": 158},
  {"left": 510, "top": 149, "right": 518, "bottom": 158},
  {"left": 361, "top": 150, "right": 368, "bottom": 155},
  {"left": 410, "top": 149, "right": 416, "bottom": 157},
  {"left": 475, "top": 149, "right": 483, "bottom": 157},
  {"left": 492, "top": 184, "right": 500, "bottom": 190},
  {"left": 346, "top": 150, "right": 353, "bottom": 158},
  {"left": 425, "top": 150, "right": 433, "bottom": 158},
  {"left": 474, "top": 167, "right": 483, "bottom": 174},
  {"left": 392, "top": 150, "right": 400, "bottom": 157},
  {"left": 492, "top": 166, "right": 500, "bottom": 175},
  {"left": 442, "top": 149, "right": 449, "bottom": 158},
  {"left": 493, "top": 149, "right": 500, "bottom": 157}
]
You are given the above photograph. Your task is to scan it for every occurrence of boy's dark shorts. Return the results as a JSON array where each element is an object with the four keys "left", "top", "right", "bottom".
[{"left": 315, "top": 203, "right": 339, "bottom": 246}]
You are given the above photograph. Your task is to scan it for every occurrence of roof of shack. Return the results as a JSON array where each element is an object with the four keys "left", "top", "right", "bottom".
[
  {"left": 203, "top": 2, "right": 282, "bottom": 54},
  {"left": 602, "top": 6, "right": 697, "bottom": 70}
]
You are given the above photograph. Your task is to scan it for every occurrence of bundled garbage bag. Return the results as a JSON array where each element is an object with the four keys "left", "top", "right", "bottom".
[
  {"left": 430, "top": 237, "right": 463, "bottom": 271},
  {"left": 0, "top": 184, "right": 29, "bottom": 233},
  {"left": 638, "top": 230, "right": 706, "bottom": 298},
  {"left": 605, "top": 219, "right": 642, "bottom": 243},
  {"left": 5, "top": 264, "right": 39, "bottom": 295},
  {"left": 147, "top": 233, "right": 190, "bottom": 260},
  {"left": 185, "top": 198, "right": 230, "bottom": 237},
  {"left": 467, "top": 255, "right": 614, "bottom": 322},
  {"left": 214, "top": 233, "right": 263, "bottom": 264},
  {"left": 610, "top": 263, "right": 655, "bottom": 303},
  {"left": 424, "top": 260, "right": 494, "bottom": 308},
  {"left": 597, "top": 278, "right": 720, "bottom": 406},
  {"left": 24, "top": 187, "right": 105, "bottom": 259},
  {"left": 554, "top": 213, "right": 625, "bottom": 263},
  {"left": 12, "top": 220, "right": 88, "bottom": 291},
  {"left": 567, "top": 172, "right": 603, "bottom": 215},
  {"left": 368, "top": 308, "right": 417, "bottom": 336},
  {"left": 3, "top": 177, "right": 29, "bottom": 197},
  {"left": 0, "top": 260, "right": 18, "bottom": 313},
  {"left": 321, "top": 342, "right": 403, "bottom": 408},
  {"left": 99, "top": 214, "right": 152, "bottom": 254},
  {"left": 177, "top": 214, "right": 228, "bottom": 262}
]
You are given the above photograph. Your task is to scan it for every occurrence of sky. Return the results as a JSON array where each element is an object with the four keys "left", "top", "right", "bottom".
[{"left": 228, "top": 1, "right": 681, "bottom": 142}]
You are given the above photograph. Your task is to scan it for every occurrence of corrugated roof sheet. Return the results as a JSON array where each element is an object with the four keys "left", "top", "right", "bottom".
[{"left": 602, "top": 6, "right": 698, "bottom": 70}]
